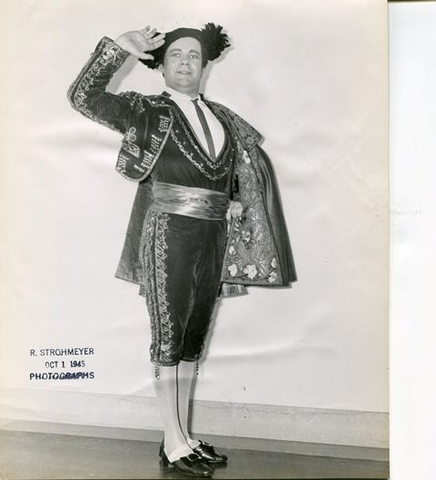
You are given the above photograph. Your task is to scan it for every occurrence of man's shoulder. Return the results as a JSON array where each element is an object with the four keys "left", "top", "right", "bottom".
[
  {"left": 204, "top": 99, "right": 237, "bottom": 118},
  {"left": 205, "top": 99, "right": 262, "bottom": 150},
  {"left": 118, "top": 92, "right": 173, "bottom": 112}
]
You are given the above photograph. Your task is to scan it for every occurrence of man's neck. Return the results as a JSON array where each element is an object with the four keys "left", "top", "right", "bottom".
[{"left": 165, "top": 86, "right": 200, "bottom": 100}]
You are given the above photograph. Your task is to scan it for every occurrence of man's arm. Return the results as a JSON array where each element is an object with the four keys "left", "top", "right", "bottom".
[{"left": 67, "top": 26, "right": 165, "bottom": 134}]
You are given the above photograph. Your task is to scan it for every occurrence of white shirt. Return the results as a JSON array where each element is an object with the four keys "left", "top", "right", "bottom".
[{"left": 166, "top": 87, "right": 225, "bottom": 156}]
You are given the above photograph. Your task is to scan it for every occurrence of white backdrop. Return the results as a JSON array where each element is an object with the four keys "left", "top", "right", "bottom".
[{"left": 0, "top": 0, "right": 388, "bottom": 434}]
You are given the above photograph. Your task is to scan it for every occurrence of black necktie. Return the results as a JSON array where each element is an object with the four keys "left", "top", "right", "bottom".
[{"left": 191, "top": 98, "right": 216, "bottom": 160}]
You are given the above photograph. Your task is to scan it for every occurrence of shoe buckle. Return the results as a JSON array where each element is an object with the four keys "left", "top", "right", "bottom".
[{"left": 187, "top": 453, "right": 201, "bottom": 462}]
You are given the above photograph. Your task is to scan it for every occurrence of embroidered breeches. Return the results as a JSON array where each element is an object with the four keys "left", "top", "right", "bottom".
[{"left": 141, "top": 210, "right": 227, "bottom": 366}]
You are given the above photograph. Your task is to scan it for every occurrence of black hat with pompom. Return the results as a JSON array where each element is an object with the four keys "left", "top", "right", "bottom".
[{"left": 139, "top": 23, "right": 230, "bottom": 69}]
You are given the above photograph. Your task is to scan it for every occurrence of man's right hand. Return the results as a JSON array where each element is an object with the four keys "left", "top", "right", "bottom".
[{"left": 115, "top": 26, "right": 165, "bottom": 60}]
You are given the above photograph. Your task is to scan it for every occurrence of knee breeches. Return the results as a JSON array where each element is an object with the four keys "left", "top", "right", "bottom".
[{"left": 141, "top": 210, "right": 227, "bottom": 366}]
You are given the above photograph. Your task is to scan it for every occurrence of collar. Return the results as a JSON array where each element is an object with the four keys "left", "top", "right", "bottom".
[{"left": 163, "top": 87, "right": 204, "bottom": 106}]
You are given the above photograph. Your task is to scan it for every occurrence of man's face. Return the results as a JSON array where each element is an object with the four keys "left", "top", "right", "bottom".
[{"left": 161, "top": 37, "right": 203, "bottom": 97}]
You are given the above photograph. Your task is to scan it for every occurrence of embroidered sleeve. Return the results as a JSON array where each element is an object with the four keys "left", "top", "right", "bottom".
[{"left": 67, "top": 37, "right": 134, "bottom": 134}]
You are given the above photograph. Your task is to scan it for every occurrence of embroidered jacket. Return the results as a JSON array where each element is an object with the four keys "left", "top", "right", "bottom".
[{"left": 67, "top": 37, "right": 297, "bottom": 296}]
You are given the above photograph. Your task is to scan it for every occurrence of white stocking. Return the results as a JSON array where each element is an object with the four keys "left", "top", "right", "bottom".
[
  {"left": 176, "top": 360, "right": 200, "bottom": 449},
  {"left": 153, "top": 364, "right": 193, "bottom": 462}
]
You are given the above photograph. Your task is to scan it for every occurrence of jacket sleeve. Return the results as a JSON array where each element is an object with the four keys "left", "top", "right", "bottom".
[{"left": 67, "top": 37, "right": 134, "bottom": 134}]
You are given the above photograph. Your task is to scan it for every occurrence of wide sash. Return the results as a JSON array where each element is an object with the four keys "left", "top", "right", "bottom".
[{"left": 151, "top": 182, "right": 229, "bottom": 220}]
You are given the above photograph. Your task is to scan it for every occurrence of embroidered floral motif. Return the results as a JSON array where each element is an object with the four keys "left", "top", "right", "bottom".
[
  {"left": 241, "top": 229, "right": 251, "bottom": 246},
  {"left": 228, "top": 264, "right": 238, "bottom": 276},
  {"left": 243, "top": 264, "right": 258, "bottom": 279},
  {"left": 141, "top": 210, "right": 174, "bottom": 365},
  {"left": 268, "top": 272, "right": 278, "bottom": 283},
  {"left": 221, "top": 143, "right": 282, "bottom": 285}
]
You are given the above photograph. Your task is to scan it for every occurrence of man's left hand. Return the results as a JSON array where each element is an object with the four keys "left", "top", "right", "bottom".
[{"left": 226, "top": 201, "right": 243, "bottom": 221}]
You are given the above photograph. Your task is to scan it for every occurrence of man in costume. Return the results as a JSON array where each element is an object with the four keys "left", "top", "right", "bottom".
[{"left": 68, "top": 23, "right": 296, "bottom": 478}]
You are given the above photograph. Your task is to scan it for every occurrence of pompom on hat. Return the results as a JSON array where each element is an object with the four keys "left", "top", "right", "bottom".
[{"left": 139, "top": 23, "right": 230, "bottom": 69}]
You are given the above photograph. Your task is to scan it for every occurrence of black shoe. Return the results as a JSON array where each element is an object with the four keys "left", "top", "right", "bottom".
[
  {"left": 159, "top": 442, "right": 213, "bottom": 477},
  {"left": 193, "top": 440, "right": 228, "bottom": 465}
]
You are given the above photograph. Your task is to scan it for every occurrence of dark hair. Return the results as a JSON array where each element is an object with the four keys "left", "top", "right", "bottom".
[{"left": 139, "top": 23, "right": 230, "bottom": 70}]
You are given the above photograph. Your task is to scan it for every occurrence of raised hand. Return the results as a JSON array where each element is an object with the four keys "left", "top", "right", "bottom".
[{"left": 114, "top": 26, "right": 165, "bottom": 60}]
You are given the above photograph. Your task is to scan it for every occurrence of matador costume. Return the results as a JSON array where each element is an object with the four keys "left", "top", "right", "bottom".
[{"left": 68, "top": 37, "right": 297, "bottom": 367}]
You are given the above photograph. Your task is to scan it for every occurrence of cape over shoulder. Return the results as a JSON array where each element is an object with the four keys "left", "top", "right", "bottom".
[
  {"left": 202, "top": 101, "right": 297, "bottom": 288},
  {"left": 203, "top": 100, "right": 263, "bottom": 152}
]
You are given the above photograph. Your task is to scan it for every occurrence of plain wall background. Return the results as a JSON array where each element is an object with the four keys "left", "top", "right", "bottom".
[{"left": 0, "top": 0, "right": 388, "bottom": 424}]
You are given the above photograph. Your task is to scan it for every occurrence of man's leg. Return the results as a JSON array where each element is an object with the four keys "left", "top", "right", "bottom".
[
  {"left": 143, "top": 211, "right": 195, "bottom": 460},
  {"left": 175, "top": 221, "right": 228, "bottom": 464},
  {"left": 144, "top": 213, "right": 222, "bottom": 467},
  {"left": 153, "top": 364, "right": 193, "bottom": 462},
  {"left": 176, "top": 360, "right": 201, "bottom": 449}
]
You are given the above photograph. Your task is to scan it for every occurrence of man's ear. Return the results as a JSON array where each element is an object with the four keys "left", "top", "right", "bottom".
[{"left": 158, "top": 63, "right": 165, "bottom": 77}]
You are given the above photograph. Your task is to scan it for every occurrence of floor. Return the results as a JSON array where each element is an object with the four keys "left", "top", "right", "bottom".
[{"left": 0, "top": 430, "right": 389, "bottom": 480}]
